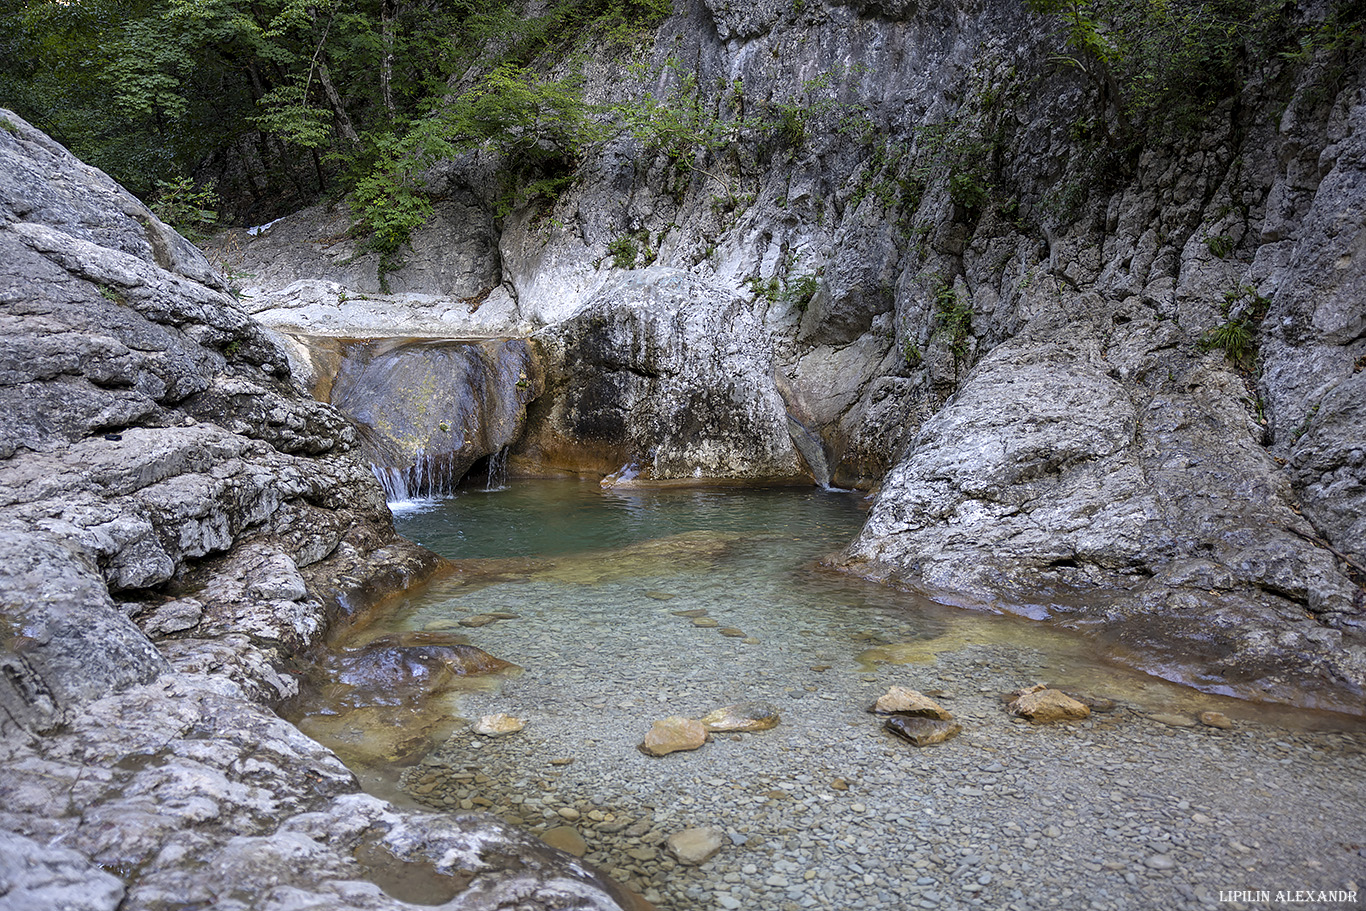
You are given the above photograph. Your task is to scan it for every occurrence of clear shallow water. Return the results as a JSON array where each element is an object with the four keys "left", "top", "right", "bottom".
[
  {"left": 389, "top": 480, "right": 868, "bottom": 561},
  {"left": 378, "top": 481, "right": 1330, "bottom": 725},
  {"left": 292, "top": 480, "right": 1361, "bottom": 785},
  {"left": 285, "top": 481, "right": 1366, "bottom": 911}
]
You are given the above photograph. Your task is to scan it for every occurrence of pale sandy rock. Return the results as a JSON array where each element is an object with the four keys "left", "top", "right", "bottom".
[
  {"left": 1200, "top": 711, "right": 1235, "bottom": 730},
  {"left": 639, "top": 716, "right": 708, "bottom": 757},
  {"left": 666, "top": 827, "right": 724, "bottom": 865},
  {"left": 700, "top": 702, "right": 781, "bottom": 733},
  {"left": 869, "top": 685, "right": 954, "bottom": 720},
  {"left": 1009, "top": 689, "right": 1092, "bottom": 724},
  {"left": 473, "top": 714, "right": 526, "bottom": 737}
]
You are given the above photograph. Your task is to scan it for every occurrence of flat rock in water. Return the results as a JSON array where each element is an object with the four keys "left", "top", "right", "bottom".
[
  {"left": 718, "top": 627, "right": 746, "bottom": 637},
  {"left": 885, "top": 715, "right": 962, "bottom": 746},
  {"left": 1200, "top": 711, "right": 1234, "bottom": 729},
  {"left": 645, "top": 591, "right": 676, "bottom": 601},
  {"left": 1009, "top": 688, "right": 1091, "bottom": 723},
  {"left": 700, "top": 702, "right": 780, "bottom": 733},
  {"left": 692, "top": 617, "right": 719, "bottom": 628},
  {"left": 473, "top": 713, "right": 525, "bottom": 736},
  {"left": 540, "top": 826, "right": 587, "bottom": 857},
  {"left": 1149, "top": 712, "right": 1197, "bottom": 727},
  {"left": 640, "top": 716, "right": 708, "bottom": 756},
  {"left": 869, "top": 685, "right": 954, "bottom": 720},
  {"left": 672, "top": 609, "right": 709, "bottom": 618},
  {"left": 459, "top": 614, "right": 503, "bottom": 628},
  {"left": 666, "top": 827, "right": 724, "bottom": 865}
]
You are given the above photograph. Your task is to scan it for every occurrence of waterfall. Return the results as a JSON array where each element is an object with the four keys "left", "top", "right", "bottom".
[
  {"left": 484, "top": 447, "right": 509, "bottom": 492},
  {"left": 371, "top": 451, "right": 464, "bottom": 503},
  {"left": 786, "top": 414, "right": 834, "bottom": 489},
  {"left": 320, "top": 337, "right": 541, "bottom": 505}
]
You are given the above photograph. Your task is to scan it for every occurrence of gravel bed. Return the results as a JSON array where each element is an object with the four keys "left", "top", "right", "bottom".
[{"left": 393, "top": 584, "right": 1366, "bottom": 911}]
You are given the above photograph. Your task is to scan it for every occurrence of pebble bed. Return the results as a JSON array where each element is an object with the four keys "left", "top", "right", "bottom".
[{"left": 370, "top": 486, "right": 1366, "bottom": 911}]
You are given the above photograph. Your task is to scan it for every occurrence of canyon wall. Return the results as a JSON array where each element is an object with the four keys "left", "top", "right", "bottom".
[{"left": 0, "top": 109, "right": 632, "bottom": 911}]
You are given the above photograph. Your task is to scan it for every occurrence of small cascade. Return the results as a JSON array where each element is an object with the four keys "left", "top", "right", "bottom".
[
  {"left": 483, "top": 447, "right": 509, "bottom": 492},
  {"left": 786, "top": 414, "right": 834, "bottom": 489},
  {"left": 319, "top": 337, "right": 541, "bottom": 504},
  {"left": 371, "top": 452, "right": 463, "bottom": 503}
]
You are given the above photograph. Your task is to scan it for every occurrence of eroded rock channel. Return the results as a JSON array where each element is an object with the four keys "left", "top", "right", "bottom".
[{"left": 4, "top": 0, "right": 1366, "bottom": 905}]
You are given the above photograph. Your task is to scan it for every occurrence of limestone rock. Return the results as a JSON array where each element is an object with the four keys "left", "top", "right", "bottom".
[
  {"left": 519, "top": 268, "right": 806, "bottom": 482},
  {"left": 0, "top": 111, "right": 630, "bottom": 911},
  {"left": 700, "top": 702, "right": 781, "bottom": 733},
  {"left": 473, "top": 713, "right": 526, "bottom": 737},
  {"left": 0, "top": 831, "right": 126, "bottom": 911},
  {"left": 665, "top": 827, "right": 724, "bottom": 865},
  {"left": 869, "top": 686, "right": 954, "bottom": 720},
  {"left": 884, "top": 715, "right": 963, "bottom": 747},
  {"left": 324, "top": 336, "right": 541, "bottom": 498},
  {"left": 1009, "top": 689, "right": 1092, "bottom": 724},
  {"left": 639, "top": 716, "right": 708, "bottom": 757}
]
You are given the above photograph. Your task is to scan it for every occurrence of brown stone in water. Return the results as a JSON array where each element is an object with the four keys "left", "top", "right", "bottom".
[
  {"left": 1199, "top": 711, "right": 1234, "bottom": 729},
  {"left": 718, "top": 627, "right": 746, "bottom": 637},
  {"left": 639, "top": 716, "right": 708, "bottom": 756},
  {"left": 672, "top": 608, "right": 709, "bottom": 618},
  {"left": 700, "top": 702, "right": 780, "bottom": 733},
  {"left": 884, "top": 715, "right": 962, "bottom": 746},
  {"left": 645, "top": 591, "right": 676, "bottom": 601},
  {"left": 692, "top": 617, "right": 719, "bottom": 628},
  {"left": 327, "top": 633, "right": 514, "bottom": 693},
  {"left": 459, "top": 614, "right": 501, "bottom": 627},
  {"left": 1009, "top": 688, "right": 1091, "bottom": 723},
  {"left": 540, "top": 826, "right": 587, "bottom": 857},
  {"left": 868, "top": 685, "right": 954, "bottom": 720},
  {"left": 1000, "top": 683, "right": 1048, "bottom": 703},
  {"left": 1067, "top": 692, "right": 1118, "bottom": 713}
]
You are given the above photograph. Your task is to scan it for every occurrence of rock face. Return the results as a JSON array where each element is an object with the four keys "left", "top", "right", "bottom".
[
  {"left": 520, "top": 268, "right": 807, "bottom": 482},
  {"left": 207, "top": 0, "right": 1364, "bottom": 711},
  {"left": 0, "top": 109, "right": 630, "bottom": 911}
]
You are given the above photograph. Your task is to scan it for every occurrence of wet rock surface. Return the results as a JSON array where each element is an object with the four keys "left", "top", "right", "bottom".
[
  {"left": 0, "top": 110, "right": 631, "bottom": 911},
  {"left": 323, "top": 335, "right": 541, "bottom": 498},
  {"left": 521, "top": 267, "right": 807, "bottom": 482}
]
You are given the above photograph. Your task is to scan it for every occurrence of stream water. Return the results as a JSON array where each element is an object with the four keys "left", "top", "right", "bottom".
[{"left": 287, "top": 481, "right": 1366, "bottom": 910}]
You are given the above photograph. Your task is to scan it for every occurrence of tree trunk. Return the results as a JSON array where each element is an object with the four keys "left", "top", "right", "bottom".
[
  {"left": 317, "top": 61, "right": 361, "bottom": 145},
  {"left": 380, "top": 0, "right": 397, "bottom": 119}
]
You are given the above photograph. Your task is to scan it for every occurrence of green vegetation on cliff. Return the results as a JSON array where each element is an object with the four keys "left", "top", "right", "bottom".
[{"left": 2, "top": 0, "right": 1359, "bottom": 260}]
